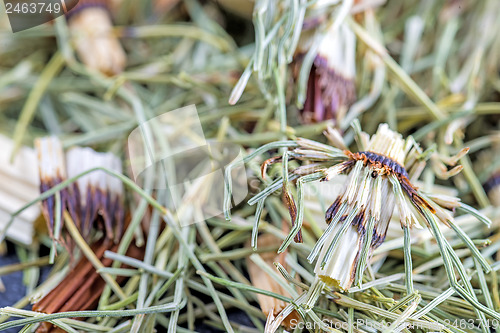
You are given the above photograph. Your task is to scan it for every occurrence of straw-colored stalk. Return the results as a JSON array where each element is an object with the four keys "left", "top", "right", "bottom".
[
  {"left": 246, "top": 233, "right": 299, "bottom": 330},
  {"left": 67, "top": 0, "right": 126, "bottom": 76}
]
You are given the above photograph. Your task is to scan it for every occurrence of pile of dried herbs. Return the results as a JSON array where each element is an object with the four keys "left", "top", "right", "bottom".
[{"left": 1, "top": 0, "right": 500, "bottom": 332}]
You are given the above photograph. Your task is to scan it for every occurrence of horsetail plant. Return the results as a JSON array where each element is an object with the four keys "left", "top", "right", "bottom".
[{"left": 224, "top": 122, "right": 497, "bottom": 331}]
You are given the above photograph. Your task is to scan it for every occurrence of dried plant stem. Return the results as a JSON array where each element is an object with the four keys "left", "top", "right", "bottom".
[
  {"left": 10, "top": 52, "right": 65, "bottom": 160},
  {"left": 403, "top": 226, "right": 414, "bottom": 295},
  {"left": 49, "top": 190, "right": 62, "bottom": 264},
  {"left": 162, "top": 212, "right": 235, "bottom": 333},
  {"left": 0, "top": 303, "right": 182, "bottom": 331},
  {"left": 197, "top": 270, "right": 292, "bottom": 303},
  {"left": 0, "top": 256, "right": 50, "bottom": 277},
  {"left": 348, "top": 17, "right": 490, "bottom": 208},
  {"left": 63, "top": 211, "right": 127, "bottom": 301},
  {"left": 347, "top": 18, "right": 445, "bottom": 121}
]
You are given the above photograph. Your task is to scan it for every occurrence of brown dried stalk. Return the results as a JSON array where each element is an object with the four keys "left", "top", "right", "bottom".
[
  {"left": 33, "top": 240, "right": 144, "bottom": 333},
  {"left": 246, "top": 232, "right": 300, "bottom": 330}
]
